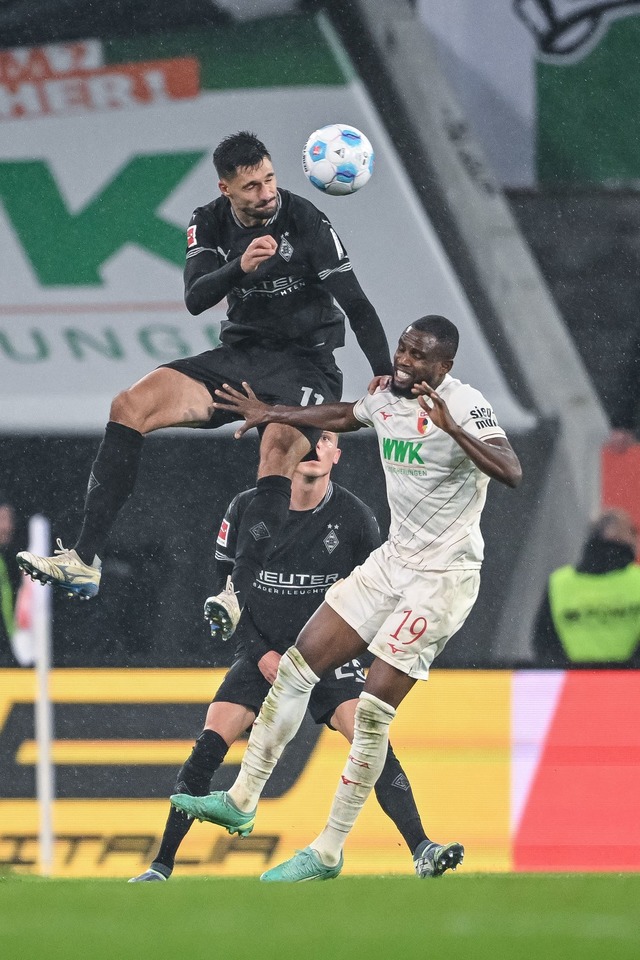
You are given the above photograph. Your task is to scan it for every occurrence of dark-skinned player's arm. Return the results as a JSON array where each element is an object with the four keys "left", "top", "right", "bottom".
[
  {"left": 212, "top": 382, "right": 363, "bottom": 438},
  {"left": 414, "top": 382, "right": 522, "bottom": 489}
]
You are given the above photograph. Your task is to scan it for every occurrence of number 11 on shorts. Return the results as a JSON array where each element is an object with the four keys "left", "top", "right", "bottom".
[{"left": 300, "top": 386, "right": 324, "bottom": 406}]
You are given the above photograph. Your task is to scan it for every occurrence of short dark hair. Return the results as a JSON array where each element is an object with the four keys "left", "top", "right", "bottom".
[
  {"left": 410, "top": 315, "right": 459, "bottom": 360},
  {"left": 213, "top": 131, "right": 271, "bottom": 179}
]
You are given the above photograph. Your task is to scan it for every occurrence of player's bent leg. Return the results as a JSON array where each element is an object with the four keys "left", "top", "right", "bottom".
[
  {"left": 17, "top": 540, "right": 102, "bottom": 600},
  {"left": 87, "top": 370, "right": 212, "bottom": 561},
  {"left": 110, "top": 367, "right": 216, "bottom": 434},
  {"left": 204, "top": 576, "right": 241, "bottom": 642},
  {"left": 225, "top": 646, "right": 320, "bottom": 809},
  {"left": 297, "top": 602, "right": 368, "bottom": 677},
  {"left": 328, "top": 699, "right": 356, "bottom": 742},
  {"left": 310, "top": 692, "right": 396, "bottom": 869},
  {"left": 131, "top": 726, "right": 231, "bottom": 882},
  {"left": 17, "top": 369, "right": 214, "bottom": 597},
  {"left": 172, "top": 647, "right": 320, "bottom": 823},
  {"left": 256, "top": 422, "right": 312, "bottom": 479},
  {"left": 203, "top": 701, "right": 257, "bottom": 745},
  {"left": 222, "top": 424, "right": 312, "bottom": 626},
  {"left": 330, "top": 699, "right": 431, "bottom": 872},
  {"left": 374, "top": 743, "right": 430, "bottom": 863}
]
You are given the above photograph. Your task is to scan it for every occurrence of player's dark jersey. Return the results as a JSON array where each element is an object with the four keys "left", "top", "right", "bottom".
[
  {"left": 184, "top": 189, "right": 391, "bottom": 375},
  {"left": 215, "top": 481, "right": 381, "bottom": 660},
  {"left": 185, "top": 189, "right": 349, "bottom": 351}
]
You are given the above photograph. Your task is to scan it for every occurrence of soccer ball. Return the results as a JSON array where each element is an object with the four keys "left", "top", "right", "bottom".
[{"left": 302, "top": 124, "right": 374, "bottom": 196}]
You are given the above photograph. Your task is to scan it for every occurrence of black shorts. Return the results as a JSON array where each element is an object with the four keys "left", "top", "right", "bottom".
[
  {"left": 161, "top": 342, "right": 342, "bottom": 448},
  {"left": 212, "top": 654, "right": 366, "bottom": 727}
]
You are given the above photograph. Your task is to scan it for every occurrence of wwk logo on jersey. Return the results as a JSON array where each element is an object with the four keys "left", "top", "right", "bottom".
[
  {"left": 382, "top": 438, "right": 425, "bottom": 465},
  {"left": 187, "top": 224, "right": 197, "bottom": 248}
]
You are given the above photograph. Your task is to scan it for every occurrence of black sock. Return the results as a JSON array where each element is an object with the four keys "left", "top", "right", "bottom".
[
  {"left": 74, "top": 421, "right": 144, "bottom": 564},
  {"left": 153, "top": 729, "right": 229, "bottom": 875},
  {"left": 231, "top": 475, "right": 292, "bottom": 608},
  {"left": 374, "top": 743, "right": 430, "bottom": 855}
]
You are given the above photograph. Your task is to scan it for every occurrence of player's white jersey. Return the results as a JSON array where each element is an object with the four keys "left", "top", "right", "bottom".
[{"left": 353, "top": 374, "right": 506, "bottom": 570}]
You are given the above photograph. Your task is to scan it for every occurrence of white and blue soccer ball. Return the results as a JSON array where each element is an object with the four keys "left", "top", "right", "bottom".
[{"left": 302, "top": 124, "right": 374, "bottom": 196}]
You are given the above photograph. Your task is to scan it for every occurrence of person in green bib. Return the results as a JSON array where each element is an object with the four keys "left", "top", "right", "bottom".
[{"left": 534, "top": 508, "right": 640, "bottom": 667}]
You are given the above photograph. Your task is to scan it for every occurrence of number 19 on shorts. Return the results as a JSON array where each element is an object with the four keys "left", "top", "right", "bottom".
[{"left": 387, "top": 609, "right": 427, "bottom": 655}]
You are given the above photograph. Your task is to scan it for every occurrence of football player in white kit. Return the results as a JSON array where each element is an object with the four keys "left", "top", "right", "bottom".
[{"left": 171, "top": 315, "right": 522, "bottom": 881}]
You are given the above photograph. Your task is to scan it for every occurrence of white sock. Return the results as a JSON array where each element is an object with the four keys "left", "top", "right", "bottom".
[
  {"left": 311, "top": 691, "right": 396, "bottom": 866},
  {"left": 228, "top": 647, "right": 319, "bottom": 811}
]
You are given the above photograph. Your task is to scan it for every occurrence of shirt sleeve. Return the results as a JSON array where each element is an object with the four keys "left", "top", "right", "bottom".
[
  {"left": 213, "top": 493, "right": 243, "bottom": 590},
  {"left": 183, "top": 208, "right": 245, "bottom": 315},
  {"left": 325, "top": 271, "right": 392, "bottom": 376},
  {"left": 352, "top": 391, "right": 380, "bottom": 427},
  {"left": 308, "top": 216, "right": 392, "bottom": 376},
  {"left": 306, "top": 214, "right": 352, "bottom": 278},
  {"left": 452, "top": 386, "right": 507, "bottom": 442}
]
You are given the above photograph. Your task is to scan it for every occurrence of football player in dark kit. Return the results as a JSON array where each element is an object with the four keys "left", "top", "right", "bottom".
[
  {"left": 17, "top": 131, "right": 392, "bottom": 641},
  {"left": 130, "top": 433, "right": 439, "bottom": 882}
]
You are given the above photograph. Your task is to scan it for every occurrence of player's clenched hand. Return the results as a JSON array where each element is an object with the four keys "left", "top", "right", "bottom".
[
  {"left": 240, "top": 235, "right": 278, "bottom": 273},
  {"left": 258, "top": 650, "right": 281, "bottom": 684},
  {"left": 414, "top": 381, "right": 457, "bottom": 433},
  {"left": 213, "top": 381, "right": 271, "bottom": 438}
]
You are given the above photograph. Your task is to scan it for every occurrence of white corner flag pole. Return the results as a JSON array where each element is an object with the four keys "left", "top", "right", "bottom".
[{"left": 30, "top": 515, "right": 55, "bottom": 876}]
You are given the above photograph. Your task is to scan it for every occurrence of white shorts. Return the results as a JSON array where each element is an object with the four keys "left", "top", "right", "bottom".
[{"left": 325, "top": 542, "right": 481, "bottom": 681}]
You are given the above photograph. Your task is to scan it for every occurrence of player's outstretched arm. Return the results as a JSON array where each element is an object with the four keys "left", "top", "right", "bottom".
[
  {"left": 213, "top": 382, "right": 363, "bottom": 438},
  {"left": 415, "top": 382, "right": 522, "bottom": 489}
]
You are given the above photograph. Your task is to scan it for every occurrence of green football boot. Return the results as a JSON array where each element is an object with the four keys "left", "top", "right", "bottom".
[
  {"left": 169, "top": 790, "right": 255, "bottom": 837},
  {"left": 260, "top": 846, "right": 343, "bottom": 882}
]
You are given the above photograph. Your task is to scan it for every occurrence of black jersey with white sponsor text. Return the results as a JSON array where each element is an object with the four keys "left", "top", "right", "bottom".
[
  {"left": 184, "top": 188, "right": 391, "bottom": 375},
  {"left": 215, "top": 481, "right": 381, "bottom": 659}
]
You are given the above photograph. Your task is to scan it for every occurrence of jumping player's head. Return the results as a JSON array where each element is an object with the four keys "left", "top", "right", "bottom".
[
  {"left": 391, "top": 315, "right": 459, "bottom": 397},
  {"left": 213, "top": 131, "right": 271, "bottom": 178},
  {"left": 213, "top": 131, "right": 278, "bottom": 225}
]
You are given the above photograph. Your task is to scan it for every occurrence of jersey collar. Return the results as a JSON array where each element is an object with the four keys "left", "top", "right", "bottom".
[{"left": 312, "top": 481, "right": 334, "bottom": 514}]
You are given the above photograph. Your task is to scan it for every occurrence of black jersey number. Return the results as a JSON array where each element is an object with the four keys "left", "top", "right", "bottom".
[{"left": 300, "top": 386, "right": 325, "bottom": 406}]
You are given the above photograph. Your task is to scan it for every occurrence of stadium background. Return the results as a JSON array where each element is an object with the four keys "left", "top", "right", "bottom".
[{"left": 1, "top": 0, "right": 639, "bottom": 877}]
